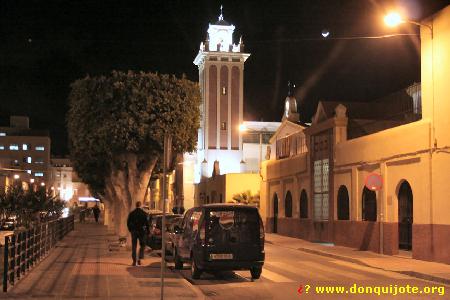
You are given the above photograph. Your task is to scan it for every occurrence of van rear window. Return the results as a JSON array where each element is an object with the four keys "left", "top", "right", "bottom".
[
  {"left": 208, "top": 209, "right": 259, "bottom": 243},
  {"left": 210, "top": 211, "right": 235, "bottom": 230}
]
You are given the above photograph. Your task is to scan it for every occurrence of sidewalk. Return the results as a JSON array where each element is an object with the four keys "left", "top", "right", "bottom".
[
  {"left": 265, "top": 233, "right": 450, "bottom": 285},
  {"left": 0, "top": 221, "right": 203, "bottom": 299}
]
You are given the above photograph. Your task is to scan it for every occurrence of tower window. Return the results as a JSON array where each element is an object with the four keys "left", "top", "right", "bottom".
[
  {"left": 222, "top": 87, "right": 227, "bottom": 95},
  {"left": 221, "top": 122, "right": 227, "bottom": 130}
]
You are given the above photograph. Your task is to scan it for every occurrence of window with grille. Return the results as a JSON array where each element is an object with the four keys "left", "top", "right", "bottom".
[{"left": 313, "top": 159, "right": 329, "bottom": 221}]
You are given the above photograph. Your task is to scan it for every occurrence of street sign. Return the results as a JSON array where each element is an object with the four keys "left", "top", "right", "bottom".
[{"left": 365, "top": 173, "right": 383, "bottom": 191}]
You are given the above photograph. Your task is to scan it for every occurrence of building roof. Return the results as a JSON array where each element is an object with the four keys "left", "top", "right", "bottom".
[
  {"left": 0, "top": 127, "right": 50, "bottom": 137},
  {"left": 243, "top": 121, "right": 281, "bottom": 132},
  {"left": 318, "top": 88, "right": 414, "bottom": 121}
]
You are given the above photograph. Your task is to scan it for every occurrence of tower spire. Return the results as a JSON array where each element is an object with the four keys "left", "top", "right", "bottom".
[{"left": 219, "top": 5, "right": 224, "bottom": 21}]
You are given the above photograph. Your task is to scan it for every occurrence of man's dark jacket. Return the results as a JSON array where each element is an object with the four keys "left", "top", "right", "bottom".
[{"left": 127, "top": 208, "right": 149, "bottom": 234}]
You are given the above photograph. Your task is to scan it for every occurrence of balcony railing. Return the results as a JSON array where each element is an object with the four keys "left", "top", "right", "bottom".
[{"left": 276, "top": 132, "right": 307, "bottom": 160}]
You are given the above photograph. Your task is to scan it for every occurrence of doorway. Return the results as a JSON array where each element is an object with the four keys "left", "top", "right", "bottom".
[
  {"left": 273, "top": 194, "right": 279, "bottom": 233},
  {"left": 398, "top": 181, "right": 413, "bottom": 250}
]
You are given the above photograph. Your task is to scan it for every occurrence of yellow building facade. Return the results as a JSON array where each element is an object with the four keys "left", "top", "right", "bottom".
[{"left": 261, "top": 5, "right": 450, "bottom": 264}]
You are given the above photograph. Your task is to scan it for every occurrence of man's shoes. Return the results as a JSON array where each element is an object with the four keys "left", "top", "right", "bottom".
[
  {"left": 137, "top": 260, "right": 141, "bottom": 265},
  {"left": 132, "top": 261, "right": 137, "bottom": 266}
]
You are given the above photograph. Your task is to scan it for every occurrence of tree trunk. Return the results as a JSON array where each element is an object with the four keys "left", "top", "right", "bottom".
[{"left": 105, "top": 154, "right": 158, "bottom": 244}]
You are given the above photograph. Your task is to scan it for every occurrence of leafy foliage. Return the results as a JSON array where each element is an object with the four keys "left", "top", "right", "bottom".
[
  {"left": 0, "top": 186, "right": 65, "bottom": 228},
  {"left": 67, "top": 71, "right": 201, "bottom": 196},
  {"left": 230, "top": 190, "right": 260, "bottom": 207}
]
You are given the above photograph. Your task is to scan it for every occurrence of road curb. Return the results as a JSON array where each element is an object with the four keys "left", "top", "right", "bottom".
[
  {"left": 168, "top": 266, "right": 206, "bottom": 300},
  {"left": 295, "top": 247, "right": 450, "bottom": 285}
]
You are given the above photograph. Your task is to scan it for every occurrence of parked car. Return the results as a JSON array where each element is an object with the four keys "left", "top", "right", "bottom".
[
  {"left": 173, "top": 204, "right": 265, "bottom": 280},
  {"left": 148, "top": 214, "right": 183, "bottom": 250},
  {"left": 1, "top": 216, "right": 17, "bottom": 231},
  {"left": 164, "top": 216, "right": 184, "bottom": 256}
]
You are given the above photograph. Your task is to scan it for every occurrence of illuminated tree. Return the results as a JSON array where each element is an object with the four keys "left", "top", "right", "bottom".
[{"left": 67, "top": 71, "right": 200, "bottom": 236}]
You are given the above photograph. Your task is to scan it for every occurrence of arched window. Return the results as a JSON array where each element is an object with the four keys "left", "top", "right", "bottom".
[
  {"left": 299, "top": 189, "right": 308, "bottom": 218},
  {"left": 362, "top": 187, "right": 377, "bottom": 221},
  {"left": 337, "top": 185, "right": 350, "bottom": 220},
  {"left": 285, "top": 191, "right": 293, "bottom": 217}
]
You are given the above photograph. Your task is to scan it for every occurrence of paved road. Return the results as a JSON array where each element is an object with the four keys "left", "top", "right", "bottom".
[{"left": 171, "top": 243, "right": 449, "bottom": 300}]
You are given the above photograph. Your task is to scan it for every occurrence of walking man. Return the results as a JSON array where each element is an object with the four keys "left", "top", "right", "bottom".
[
  {"left": 127, "top": 201, "right": 148, "bottom": 266},
  {"left": 93, "top": 204, "right": 101, "bottom": 223}
]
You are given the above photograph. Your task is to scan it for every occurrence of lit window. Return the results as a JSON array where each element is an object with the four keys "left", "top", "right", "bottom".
[
  {"left": 26, "top": 170, "right": 32, "bottom": 174},
  {"left": 35, "top": 158, "right": 44, "bottom": 164},
  {"left": 10, "top": 144, "right": 19, "bottom": 150},
  {"left": 34, "top": 172, "right": 44, "bottom": 177},
  {"left": 0, "top": 145, "right": 4, "bottom": 150},
  {"left": 35, "top": 146, "right": 45, "bottom": 151},
  {"left": 27, "top": 157, "right": 32, "bottom": 163},
  {"left": 22, "top": 144, "right": 29, "bottom": 150},
  {"left": 0, "top": 132, "right": 5, "bottom": 136},
  {"left": 221, "top": 122, "right": 227, "bottom": 130},
  {"left": 222, "top": 87, "right": 227, "bottom": 95}
]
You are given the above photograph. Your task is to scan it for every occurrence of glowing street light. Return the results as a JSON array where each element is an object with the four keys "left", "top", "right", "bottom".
[
  {"left": 239, "top": 124, "right": 247, "bottom": 132},
  {"left": 384, "top": 12, "right": 403, "bottom": 27},
  {"left": 40, "top": 182, "right": 45, "bottom": 187},
  {"left": 383, "top": 11, "right": 433, "bottom": 36},
  {"left": 13, "top": 174, "right": 20, "bottom": 180},
  {"left": 30, "top": 178, "right": 35, "bottom": 183}
]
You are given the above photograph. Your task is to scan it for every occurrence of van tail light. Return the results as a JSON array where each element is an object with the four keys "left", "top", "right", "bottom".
[
  {"left": 200, "top": 222, "right": 206, "bottom": 243},
  {"left": 259, "top": 221, "right": 265, "bottom": 248}
]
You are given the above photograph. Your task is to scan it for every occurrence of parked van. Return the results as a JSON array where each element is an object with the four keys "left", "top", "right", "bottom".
[{"left": 173, "top": 204, "right": 265, "bottom": 279}]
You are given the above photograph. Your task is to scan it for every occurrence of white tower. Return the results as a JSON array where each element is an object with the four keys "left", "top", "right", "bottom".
[{"left": 192, "top": 7, "right": 250, "bottom": 180}]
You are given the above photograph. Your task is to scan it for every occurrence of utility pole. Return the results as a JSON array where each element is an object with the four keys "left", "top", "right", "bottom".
[{"left": 160, "top": 134, "right": 171, "bottom": 300}]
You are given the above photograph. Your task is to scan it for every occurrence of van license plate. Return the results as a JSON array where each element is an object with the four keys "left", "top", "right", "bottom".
[{"left": 210, "top": 253, "right": 233, "bottom": 260}]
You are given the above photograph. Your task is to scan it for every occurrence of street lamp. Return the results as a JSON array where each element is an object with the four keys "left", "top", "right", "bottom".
[
  {"left": 384, "top": 11, "right": 433, "bottom": 37},
  {"left": 239, "top": 123, "right": 263, "bottom": 171}
]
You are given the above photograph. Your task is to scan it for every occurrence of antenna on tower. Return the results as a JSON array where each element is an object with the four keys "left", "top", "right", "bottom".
[{"left": 219, "top": 5, "right": 224, "bottom": 21}]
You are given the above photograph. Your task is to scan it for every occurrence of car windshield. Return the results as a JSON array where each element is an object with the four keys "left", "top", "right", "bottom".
[{"left": 207, "top": 209, "right": 259, "bottom": 243}]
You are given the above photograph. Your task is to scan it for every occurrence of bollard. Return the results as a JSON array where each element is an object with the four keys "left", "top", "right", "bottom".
[{"left": 3, "top": 236, "right": 9, "bottom": 292}]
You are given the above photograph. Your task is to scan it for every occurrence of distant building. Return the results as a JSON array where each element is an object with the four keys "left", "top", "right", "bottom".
[
  {"left": 48, "top": 157, "right": 94, "bottom": 205},
  {"left": 0, "top": 116, "right": 50, "bottom": 189}
]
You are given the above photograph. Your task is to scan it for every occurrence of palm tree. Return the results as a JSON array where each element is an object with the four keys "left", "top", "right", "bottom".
[{"left": 229, "top": 190, "right": 260, "bottom": 207}]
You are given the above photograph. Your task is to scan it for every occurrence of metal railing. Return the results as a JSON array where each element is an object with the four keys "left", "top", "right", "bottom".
[{"left": 2, "top": 215, "right": 74, "bottom": 292}]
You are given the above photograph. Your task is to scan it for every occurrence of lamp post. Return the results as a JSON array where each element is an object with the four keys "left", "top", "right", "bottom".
[{"left": 239, "top": 124, "right": 263, "bottom": 171}]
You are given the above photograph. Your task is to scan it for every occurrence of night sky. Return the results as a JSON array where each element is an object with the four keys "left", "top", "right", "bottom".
[{"left": 1, "top": 0, "right": 449, "bottom": 155}]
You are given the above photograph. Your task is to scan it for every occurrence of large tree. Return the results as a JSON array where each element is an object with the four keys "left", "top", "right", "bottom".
[{"left": 67, "top": 71, "right": 200, "bottom": 236}]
